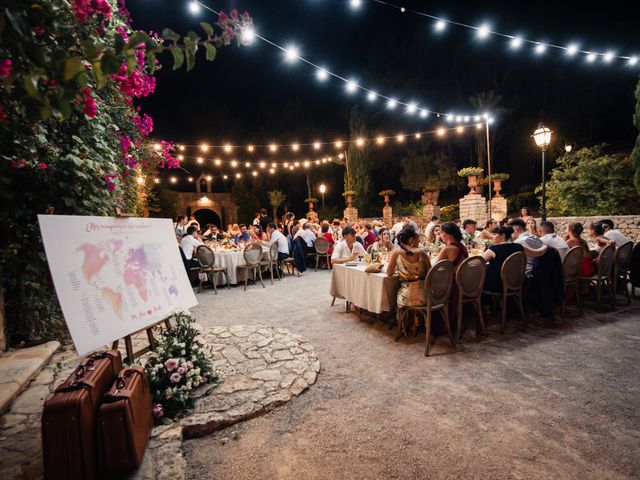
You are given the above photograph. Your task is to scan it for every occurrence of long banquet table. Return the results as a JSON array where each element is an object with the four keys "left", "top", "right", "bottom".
[{"left": 329, "top": 263, "right": 401, "bottom": 314}]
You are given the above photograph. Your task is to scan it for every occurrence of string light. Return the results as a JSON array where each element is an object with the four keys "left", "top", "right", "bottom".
[
  {"left": 387, "top": 98, "right": 397, "bottom": 109},
  {"left": 223, "top": 174, "right": 228, "bottom": 179},
  {"left": 316, "top": 68, "right": 329, "bottom": 81},
  {"left": 284, "top": 45, "right": 300, "bottom": 62},
  {"left": 376, "top": 135, "right": 385, "bottom": 145},
  {"left": 188, "top": 1, "right": 200, "bottom": 15},
  {"left": 259, "top": 161, "right": 266, "bottom": 168},
  {"left": 313, "top": 141, "right": 321, "bottom": 150},
  {"left": 231, "top": 160, "right": 238, "bottom": 167},
  {"left": 629, "top": 56, "right": 639, "bottom": 66},
  {"left": 136, "top": 177, "right": 144, "bottom": 185},
  {"left": 196, "top": 157, "right": 203, "bottom": 164},
  {"left": 291, "top": 143, "right": 300, "bottom": 151},
  {"left": 269, "top": 168, "right": 275, "bottom": 174},
  {"left": 245, "top": 162, "right": 251, "bottom": 168},
  {"left": 269, "top": 144, "right": 278, "bottom": 152},
  {"left": 214, "top": 158, "right": 222, "bottom": 165},
  {"left": 154, "top": 178, "right": 160, "bottom": 184},
  {"left": 345, "top": 80, "right": 358, "bottom": 93},
  {"left": 350, "top": 0, "right": 362, "bottom": 9},
  {"left": 335, "top": 140, "right": 343, "bottom": 149},
  {"left": 367, "top": 91, "right": 377, "bottom": 102},
  {"left": 396, "top": 134, "right": 404, "bottom": 143},
  {"left": 179, "top": 145, "right": 185, "bottom": 152},
  {"left": 188, "top": 177, "right": 193, "bottom": 182},
  {"left": 235, "top": 173, "right": 242, "bottom": 178},
  {"left": 534, "top": 43, "right": 547, "bottom": 55},
  {"left": 247, "top": 145, "right": 255, "bottom": 152},
  {"left": 206, "top": 175, "right": 212, "bottom": 181},
  {"left": 177, "top": 154, "right": 184, "bottom": 161},
  {"left": 510, "top": 36, "right": 523, "bottom": 49},
  {"left": 356, "top": 137, "right": 365, "bottom": 147},
  {"left": 586, "top": 53, "right": 597, "bottom": 63},
  {"left": 252, "top": 171, "right": 258, "bottom": 177},
  {"left": 434, "top": 19, "right": 446, "bottom": 32},
  {"left": 476, "top": 24, "right": 491, "bottom": 39},
  {"left": 223, "top": 144, "right": 232, "bottom": 153},
  {"left": 200, "top": 143, "right": 209, "bottom": 152},
  {"left": 153, "top": 143, "right": 161, "bottom": 151}
]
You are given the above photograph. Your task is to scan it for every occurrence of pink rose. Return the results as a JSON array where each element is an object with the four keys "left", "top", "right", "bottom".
[
  {"left": 0, "top": 59, "right": 12, "bottom": 78},
  {"left": 177, "top": 366, "right": 186, "bottom": 375},
  {"left": 164, "top": 358, "right": 178, "bottom": 371},
  {"left": 152, "top": 404, "right": 164, "bottom": 418},
  {"left": 170, "top": 372, "right": 181, "bottom": 383},
  {"left": 38, "top": 162, "right": 48, "bottom": 169}
]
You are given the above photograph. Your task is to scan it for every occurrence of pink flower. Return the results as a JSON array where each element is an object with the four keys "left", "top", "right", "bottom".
[
  {"left": 230, "top": 9, "right": 238, "bottom": 21},
  {"left": 170, "top": 372, "right": 181, "bottom": 383},
  {"left": 104, "top": 172, "right": 117, "bottom": 192},
  {"left": 164, "top": 358, "right": 178, "bottom": 371},
  {"left": 120, "top": 134, "right": 131, "bottom": 153},
  {"left": 0, "top": 58, "right": 12, "bottom": 78},
  {"left": 134, "top": 113, "right": 153, "bottom": 137},
  {"left": 38, "top": 162, "right": 48, "bottom": 170},
  {"left": 177, "top": 366, "right": 186, "bottom": 375},
  {"left": 10, "top": 159, "right": 28, "bottom": 169},
  {"left": 152, "top": 403, "right": 164, "bottom": 418},
  {"left": 82, "top": 87, "right": 97, "bottom": 118},
  {"left": 217, "top": 11, "right": 228, "bottom": 26}
]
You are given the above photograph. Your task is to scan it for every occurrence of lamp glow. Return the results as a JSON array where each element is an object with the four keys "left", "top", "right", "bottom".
[
  {"left": 350, "top": 0, "right": 362, "bottom": 9},
  {"left": 456, "top": 126, "right": 464, "bottom": 134},
  {"left": 252, "top": 171, "right": 258, "bottom": 177},
  {"left": 223, "top": 144, "right": 232, "bottom": 153},
  {"left": 200, "top": 143, "right": 209, "bottom": 152},
  {"left": 313, "top": 141, "right": 321, "bottom": 150},
  {"left": 269, "top": 144, "right": 278, "bottom": 152},
  {"left": 230, "top": 160, "right": 238, "bottom": 167},
  {"left": 628, "top": 56, "right": 638, "bottom": 66},
  {"left": 476, "top": 24, "right": 490, "bottom": 39},
  {"left": 435, "top": 20, "right": 446, "bottom": 32},
  {"left": 136, "top": 177, "right": 144, "bottom": 185},
  {"left": 414, "top": 133, "right": 422, "bottom": 139},
  {"left": 367, "top": 91, "right": 377, "bottom": 102},
  {"left": 603, "top": 51, "right": 614, "bottom": 63},
  {"left": 153, "top": 143, "right": 161, "bottom": 151},
  {"left": 437, "top": 128, "right": 446, "bottom": 137},
  {"left": 586, "top": 52, "right": 597, "bottom": 63},
  {"left": 396, "top": 134, "right": 405, "bottom": 143},
  {"left": 223, "top": 175, "right": 228, "bottom": 179},
  {"left": 154, "top": 178, "right": 160, "bottom": 184},
  {"left": 345, "top": 80, "right": 358, "bottom": 94},
  {"left": 188, "top": 177, "right": 193, "bottom": 182},
  {"left": 247, "top": 145, "right": 254, "bottom": 153},
  {"left": 532, "top": 123, "right": 552, "bottom": 149},
  {"left": 188, "top": 1, "right": 200, "bottom": 14},
  {"left": 179, "top": 145, "right": 185, "bottom": 151},
  {"left": 284, "top": 45, "right": 300, "bottom": 62},
  {"left": 236, "top": 173, "right": 241, "bottom": 179},
  {"left": 245, "top": 162, "right": 251, "bottom": 168},
  {"left": 240, "top": 27, "right": 255, "bottom": 46},
  {"left": 535, "top": 43, "right": 547, "bottom": 55},
  {"left": 291, "top": 143, "right": 300, "bottom": 152},
  {"left": 170, "top": 177, "right": 177, "bottom": 183},
  {"left": 206, "top": 175, "right": 212, "bottom": 181},
  {"left": 214, "top": 158, "right": 221, "bottom": 166},
  {"left": 419, "top": 110, "right": 428, "bottom": 118},
  {"left": 565, "top": 145, "right": 572, "bottom": 153},
  {"left": 406, "top": 103, "right": 417, "bottom": 115},
  {"left": 335, "top": 140, "right": 343, "bottom": 149},
  {"left": 511, "top": 36, "right": 523, "bottom": 49},
  {"left": 376, "top": 136, "right": 385, "bottom": 145},
  {"left": 356, "top": 137, "right": 365, "bottom": 147},
  {"left": 177, "top": 155, "right": 184, "bottom": 161},
  {"left": 196, "top": 157, "right": 203, "bottom": 164}
]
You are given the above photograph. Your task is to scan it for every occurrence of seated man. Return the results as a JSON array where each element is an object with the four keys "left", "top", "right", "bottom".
[
  {"left": 234, "top": 224, "right": 251, "bottom": 243},
  {"left": 600, "top": 219, "right": 630, "bottom": 246},
  {"left": 202, "top": 224, "right": 224, "bottom": 241},
  {"left": 331, "top": 226, "right": 367, "bottom": 264},
  {"left": 294, "top": 222, "right": 317, "bottom": 256},
  {"left": 477, "top": 218, "right": 498, "bottom": 240},
  {"left": 508, "top": 218, "right": 547, "bottom": 273},
  {"left": 539, "top": 221, "right": 570, "bottom": 259},
  {"left": 179, "top": 226, "right": 203, "bottom": 268},
  {"left": 265, "top": 222, "right": 289, "bottom": 262}
]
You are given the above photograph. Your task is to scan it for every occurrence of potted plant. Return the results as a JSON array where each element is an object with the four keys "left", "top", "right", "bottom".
[
  {"left": 421, "top": 183, "right": 440, "bottom": 205},
  {"left": 487, "top": 173, "right": 510, "bottom": 197},
  {"left": 378, "top": 189, "right": 396, "bottom": 206},
  {"left": 304, "top": 197, "right": 319, "bottom": 212},
  {"left": 342, "top": 190, "right": 357, "bottom": 208},
  {"left": 457, "top": 167, "right": 484, "bottom": 194}
]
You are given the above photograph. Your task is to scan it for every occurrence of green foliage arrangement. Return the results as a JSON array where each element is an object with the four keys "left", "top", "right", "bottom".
[
  {"left": 304, "top": 197, "right": 319, "bottom": 203},
  {"left": 488, "top": 172, "right": 510, "bottom": 181},
  {"left": 457, "top": 167, "right": 484, "bottom": 178},
  {"left": 378, "top": 190, "right": 396, "bottom": 196},
  {"left": 542, "top": 145, "right": 640, "bottom": 216},
  {"left": 342, "top": 190, "right": 357, "bottom": 197},
  {"left": 144, "top": 310, "right": 216, "bottom": 422},
  {"left": 440, "top": 204, "right": 460, "bottom": 222},
  {"left": 422, "top": 183, "right": 440, "bottom": 192}
]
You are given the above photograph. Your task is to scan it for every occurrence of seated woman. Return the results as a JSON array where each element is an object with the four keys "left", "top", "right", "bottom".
[
  {"left": 370, "top": 228, "right": 394, "bottom": 252},
  {"left": 435, "top": 222, "right": 469, "bottom": 328},
  {"left": 427, "top": 224, "right": 443, "bottom": 245},
  {"left": 526, "top": 218, "right": 540, "bottom": 237},
  {"left": 587, "top": 221, "right": 610, "bottom": 256},
  {"left": 477, "top": 219, "right": 498, "bottom": 241},
  {"left": 320, "top": 223, "right": 335, "bottom": 255},
  {"left": 250, "top": 225, "right": 264, "bottom": 242},
  {"left": 482, "top": 226, "right": 525, "bottom": 293},
  {"left": 386, "top": 225, "right": 431, "bottom": 335},
  {"left": 566, "top": 222, "right": 595, "bottom": 276}
]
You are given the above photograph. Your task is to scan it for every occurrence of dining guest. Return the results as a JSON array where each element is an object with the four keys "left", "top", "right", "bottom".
[
  {"left": 600, "top": 219, "right": 630, "bottom": 246},
  {"left": 331, "top": 226, "right": 367, "bottom": 264},
  {"left": 179, "top": 226, "right": 203, "bottom": 268},
  {"left": 284, "top": 212, "right": 296, "bottom": 236},
  {"left": 320, "top": 223, "right": 335, "bottom": 255},
  {"left": 565, "top": 222, "right": 596, "bottom": 276},
  {"left": 477, "top": 219, "right": 498, "bottom": 240},
  {"left": 520, "top": 207, "right": 533, "bottom": 223},
  {"left": 424, "top": 215, "right": 440, "bottom": 239},
  {"left": 250, "top": 225, "right": 264, "bottom": 242},
  {"left": 371, "top": 228, "right": 394, "bottom": 251},
  {"left": 482, "top": 226, "right": 524, "bottom": 293},
  {"left": 252, "top": 213, "right": 261, "bottom": 227},
  {"left": 259, "top": 208, "right": 273, "bottom": 232},
  {"left": 203, "top": 224, "right": 224, "bottom": 241},
  {"left": 526, "top": 218, "right": 540, "bottom": 237},
  {"left": 588, "top": 221, "right": 609, "bottom": 253},
  {"left": 234, "top": 224, "right": 251, "bottom": 243},
  {"left": 435, "top": 221, "right": 468, "bottom": 330},
  {"left": 386, "top": 225, "right": 431, "bottom": 335},
  {"left": 362, "top": 223, "right": 378, "bottom": 251},
  {"left": 265, "top": 223, "right": 289, "bottom": 262},
  {"left": 539, "top": 221, "right": 570, "bottom": 259},
  {"left": 508, "top": 218, "right": 547, "bottom": 273},
  {"left": 427, "top": 224, "right": 443, "bottom": 245},
  {"left": 294, "top": 222, "right": 317, "bottom": 256},
  {"left": 175, "top": 215, "right": 188, "bottom": 237},
  {"left": 391, "top": 216, "right": 410, "bottom": 237}
]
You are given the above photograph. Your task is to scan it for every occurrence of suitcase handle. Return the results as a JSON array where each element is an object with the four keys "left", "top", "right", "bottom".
[{"left": 110, "top": 367, "right": 147, "bottom": 397}]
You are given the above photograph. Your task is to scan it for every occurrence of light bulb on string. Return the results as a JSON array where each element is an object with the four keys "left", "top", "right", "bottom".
[
  {"left": 291, "top": 143, "right": 300, "bottom": 152},
  {"left": 206, "top": 175, "right": 212, "bottom": 181},
  {"left": 177, "top": 154, "right": 184, "bottom": 161},
  {"left": 367, "top": 91, "right": 377, "bottom": 102},
  {"left": 170, "top": 177, "right": 177, "bottom": 184},
  {"left": 456, "top": 116, "right": 462, "bottom": 122},
  {"left": 345, "top": 79, "right": 358, "bottom": 94},
  {"left": 350, "top": 0, "right": 362, "bottom": 10},
  {"left": 271, "top": 162, "right": 277, "bottom": 168},
  {"left": 284, "top": 45, "right": 300, "bottom": 63},
  {"left": 188, "top": 177, "right": 193, "bottom": 182},
  {"left": 223, "top": 144, "right": 232, "bottom": 153},
  {"left": 586, "top": 52, "right": 597, "bottom": 63},
  {"left": 356, "top": 137, "right": 365, "bottom": 147},
  {"left": 419, "top": 110, "right": 428, "bottom": 118},
  {"left": 283, "top": 162, "right": 289, "bottom": 168},
  {"left": 294, "top": 161, "right": 300, "bottom": 167},
  {"left": 223, "top": 174, "right": 228, "bottom": 180},
  {"left": 214, "top": 158, "right": 221, "bottom": 166},
  {"left": 289, "top": 165, "right": 294, "bottom": 171},
  {"left": 245, "top": 162, "right": 251, "bottom": 168},
  {"left": 464, "top": 116, "right": 470, "bottom": 122},
  {"left": 510, "top": 36, "right": 523, "bottom": 49},
  {"left": 476, "top": 24, "right": 491, "bottom": 39},
  {"left": 396, "top": 134, "right": 405, "bottom": 143},
  {"left": 376, "top": 136, "right": 385, "bottom": 145},
  {"left": 304, "top": 161, "right": 310, "bottom": 168},
  {"left": 566, "top": 44, "right": 579, "bottom": 56},
  {"left": 188, "top": 1, "right": 201, "bottom": 15},
  {"left": 269, "top": 168, "right": 275, "bottom": 174},
  {"left": 534, "top": 43, "right": 547, "bottom": 55},
  {"left": 230, "top": 160, "right": 238, "bottom": 168},
  {"left": 252, "top": 171, "right": 258, "bottom": 177},
  {"left": 437, "top": 128, "right": 446, "bottom": 137},
  {"left": 476, "top": 123, "right": 483, "bottom": 130},
  {"left": 446, "top": 114, "right": 454, "bottom": 123},
  {"left": 414, "top": 133, "right": 422, "bottom": 139},
  {"left": 338, "top": 153, "right": 344, "bottom": 159},
  {"left": 406, "top": 103, "right": 417, "bottom": 115},
  {"left": 603, "top": 51, "right": 615, "bottom": 63},
  {"left": 235, "top": 173, "right": 242, "bottom": 179},
  {"left": 153, "top": 143, "right": 161, "bottom": 151},
  {"left": 154, "top": 178, "right": 160, "bottom": 184},
  {"left": 196, "top": 157, "right": 203, "bottom": 164},
  {"left": 136, "top": 176, "right": 144, "bottom": 185},
  {"left": 628, "top": 56, "right": 638, "bottom": 66},
  {"left": 316, "top": 68, "right": 329, "bottom": 81},
  {"left": 456, "top": 126, "right": 465, "bottom": 134},
  {"left": 200, "top": 143, "right": 210, "bottom": 152},
  {"left": 315, "top": 160, "right": 320, "bottom": 165},
  {"left": 178, "top": 145, "right": 185, "bottom": 152},
  {"left": 313, "top": 141, "right": 321, "bottom": 150},
  {"left": 259, "top": 161, "right": 266, "bottom": 169},
  {"left": 247, "top": 145, "right": 254, "bottom": 153},
  {"left": 435, "top": 19, "right": 446, "bottom": 32},
  {"left": 269, "top": 144, "right": 278, "bottom": 153},
  {"left": 335, "top": 140, "right": 343, "bottom": 149},
  {"left": 387, "top": 98, "right": 397, "bottom": 109}
]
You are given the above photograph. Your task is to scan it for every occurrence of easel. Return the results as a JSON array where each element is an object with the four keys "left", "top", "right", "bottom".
[{"left": 110, "top": 208, "right": 173, "bottom": 363}]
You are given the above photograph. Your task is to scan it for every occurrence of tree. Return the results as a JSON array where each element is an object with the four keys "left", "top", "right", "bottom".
[
  {"left": 231, "top": 179, "right": 260, "bottom": 225},
  {"left": 468, "top": 91, "right": 506, "bottom": 170},
  {"left": 632, "top": 78, "right": 640, "bottom": 194},
  {"left": 268, "top": 190, "right": 286, "bottom": 222},
  {"left": 543, "top": 145, "right": 640, "bottom": 216},
  {"left": 346, "top": 107, "right": 372, "bottom": 214},
  {"left": 399, "top": 151, "right": 458, "bottom": 197}
]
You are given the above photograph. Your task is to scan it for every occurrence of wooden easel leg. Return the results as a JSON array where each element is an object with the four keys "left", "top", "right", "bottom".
[
  {"left": 124, "top": 335, "right": 134, "bottom": 363},
  {"left": 146, "top": 328, "right": 156, "bottom": 350}
]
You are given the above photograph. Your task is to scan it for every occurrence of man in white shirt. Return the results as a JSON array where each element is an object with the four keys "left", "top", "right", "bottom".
[
  {"left": 331, "top": 227, "right": 367, "bottom": 264},
  {"left": 265, "top": 222, "right": 289, "bottom": 262},
  {"left": 424, "top": 215, "right": 440, "bottom": 239},
  {"left": 601, "top": 219, "right": 630, "bottom": 246},
  {"left": 295, "top": 222, "right": 316, "bottom": 247},
  {"left": 508, "top": 218, "right": 547, "bottom": 273},
  {"left": 180, "top": 226, "right": 203, "bottom": 267},
  {"left": 539, "top": 221, "right": 570, "bottom": 259}
]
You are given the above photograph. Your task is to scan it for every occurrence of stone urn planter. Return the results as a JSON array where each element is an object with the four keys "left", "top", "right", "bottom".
[
  {"left": 457, "top": 167, "right": 484, "bottom": 195},
  {"left": 422, "top": 190, "right": 440, "bottom": 205},
  {"left": 343, "top": 191, "right": 356, "bottom": 208},
  {"left": 378, "top": 189, "right": 396, "bottom": 207},
  {"left": 489, "top": 173, "right": 510, "bottom": 198},
  {"left": 304, "top": 198, "right": 318, "bottom": 215},
  {"left": 493, "top": 180, "right": 503, "bottom": 197}
]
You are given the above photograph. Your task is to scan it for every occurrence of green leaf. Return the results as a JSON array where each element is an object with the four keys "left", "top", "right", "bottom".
[
  {"left": 200, "top": 22, "right": 214, "bottom": 37},
  {"left": 64, "top": 57, "right": 84, "bottom": 81},
  {"left": 127, "top": 31, "right": 149, "bottom": 48},
  {"left": 114, "top": 34, "right": 126, "bottom": 55},
  {"left": 185, "top": 47, "right": 195, "bottom": 72},
  {"left": 100, "top": 52, "right": 120, "bottom": 75},
  {"left": 187, "top": 31, "right": 201, "bottom": 43},
  {"left": 23, "top": 74, "right": 40, "bottom": 97},
  {"left": 169, "top": 47, "right": 184, "bottom": 70},
  {"left": 204, "top": 44, "right": 217, "bottom": 62},
  {"left": 161, "top": 28, "right": 181, "bottom": 43}
]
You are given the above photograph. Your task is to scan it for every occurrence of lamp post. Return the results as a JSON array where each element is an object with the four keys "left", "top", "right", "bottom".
[
  {"left": 532, "top": 123, "right": 552, "bottom": 221},
  {"left": 319, "top": 184, "right": 326, "bottom": 208}
]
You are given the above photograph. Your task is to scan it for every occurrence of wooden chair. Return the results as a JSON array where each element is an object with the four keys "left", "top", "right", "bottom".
[
  {"left": 561, "top": 246, "right": 584, "bottom": 317},
  {"left": 579, "top": 242, "right": 615, "bottom": 311},
  {"left": 281, "top": 256, "right": 299, "bottom": 277},
  {"left": 397, "top": 260, "right": 456, "bottom": 357},
  {"left": 314, "top": 237, "right": 332, "bottom": 271},
  {"left": 260, "top": 242, "right": 281, "bottom": 284},
  {"left": 482, "top": 251, "right": 526, "bottom": 333},
  {"left": 238, "top": 243, "right": 265, "bottom": 291},
  {"left": 613, "top": 241, "right": 633, "bottom": 305},
  {"left": 195, "top": 245, "right": 230, "bottom": 294},
  {"left": 455, "top": 256, "right": 487, "bottom": 341}
]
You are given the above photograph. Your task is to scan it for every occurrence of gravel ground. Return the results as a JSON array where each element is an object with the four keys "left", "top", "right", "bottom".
[{"left": 184, "top": 269, "right": 640, "bottom": 480}]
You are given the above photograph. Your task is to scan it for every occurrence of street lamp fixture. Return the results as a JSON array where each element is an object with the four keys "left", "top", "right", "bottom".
[
  {"left": 532, "top": 123, "right": 553, "bottom": 221},
  {"left": 565, "top": 145, "right": 573, "bottom": 153},
  {"left": 319, "top": 184, "right": 327, "bottom": 208}
]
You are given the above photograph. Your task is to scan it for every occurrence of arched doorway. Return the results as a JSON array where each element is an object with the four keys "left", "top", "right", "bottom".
[{"left": 193, "top": 209, "right": 222, "bottom": 228}]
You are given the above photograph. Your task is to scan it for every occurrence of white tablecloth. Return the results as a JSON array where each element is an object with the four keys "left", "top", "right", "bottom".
[
  {"left": 329, "top": 264, "right": 400, "bottom": 314},
  {"left": 211, "top": 249, "right": 269, "bottom": 285}
]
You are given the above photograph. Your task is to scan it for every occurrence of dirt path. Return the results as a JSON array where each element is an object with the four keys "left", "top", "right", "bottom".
[{"left": 185, "top": 270, "right": 640, "bottom": 479}]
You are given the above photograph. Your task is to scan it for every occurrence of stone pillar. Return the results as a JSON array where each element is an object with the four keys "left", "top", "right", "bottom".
[
  {"left": 344, "top": 207, "right": 358, "bottom": 224},
  {"left": 459, "top": 194, "right": 487, "bottom": 225},
  {"left": 383, "top": 205, "right": 393, "bottom": 227},
  {"left": 490, "top": 196, "right": 508, "bottom": 221},
  {"left": 422, "top": 204, "right": 441, "bottom": 225}
]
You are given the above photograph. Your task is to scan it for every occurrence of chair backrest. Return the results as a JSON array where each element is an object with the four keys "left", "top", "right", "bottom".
[
  {"left": 315, "top": 236, "right": 330, "bottom": 254},
  {"left": 243, "top": 242, "right": 263, "bottom": 265},
  {"left": 195, "top": 245, "right": 214, "bottom": 267},
  {"left": 456, "top": 255, "right": 486, "bottom": 299},
  {"left": 425, "top": 260, "right": 454, "bottom": 306},
  {"left": 562, "top": 246, "right": 583, "bottom": 282},
  {"left": 269, "top": 241, "right": 279, "bottom": 261},
  {"left": 176, "top": 234, "right": 183, "bottom": 244},
  {"left": 598, "top": 242, "right": 615, "bottom": 278},
  {"left": 501, "top": 251, "right": 526, "bottom": 292},
  {"left": 614, "top": 241, "right": 633, "bottom": 272}
]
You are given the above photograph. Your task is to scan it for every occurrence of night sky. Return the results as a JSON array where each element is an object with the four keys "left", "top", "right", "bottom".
[{"left": 127, "top": 0, "right": 639, "bottom": 213}]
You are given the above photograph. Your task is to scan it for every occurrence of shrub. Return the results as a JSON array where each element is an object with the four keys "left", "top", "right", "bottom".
[{"left": 440, "top": 204, "right": 459, "bottom": 222}]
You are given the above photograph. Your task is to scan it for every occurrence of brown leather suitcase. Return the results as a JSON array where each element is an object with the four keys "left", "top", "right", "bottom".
[
  {"left": 97, "top": 366, "right": 153, "bottom": 475},
  {"left": 41, "top": 349, "right": 122, "bottom": 480}
]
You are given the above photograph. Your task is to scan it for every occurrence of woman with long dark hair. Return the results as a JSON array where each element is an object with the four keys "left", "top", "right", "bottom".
[
  {"left": 435, "top": 222, "right": 468, "bottom": 327},
  {"left": 566, "top": 222, "right": 595, "bottom": 276},
  {"left": 482, "top": 226, "right": 524, "bottom": 293}
]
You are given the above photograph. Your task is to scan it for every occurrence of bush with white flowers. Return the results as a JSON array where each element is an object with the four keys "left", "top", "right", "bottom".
[{"left": 144, "top": 310, "right": 216, "bottom": 421}]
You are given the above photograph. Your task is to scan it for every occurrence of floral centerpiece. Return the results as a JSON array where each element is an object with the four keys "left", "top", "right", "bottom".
[{"left": 144, "top": 310, "right": 217, "bottom": 422}]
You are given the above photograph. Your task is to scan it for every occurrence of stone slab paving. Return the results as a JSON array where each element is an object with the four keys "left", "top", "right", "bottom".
[
  {"left": 0, "top": 341, "right": 60, "bottom": 415},
  {"left": 0, "top": 325, "right": 319, "bottom": 480}
]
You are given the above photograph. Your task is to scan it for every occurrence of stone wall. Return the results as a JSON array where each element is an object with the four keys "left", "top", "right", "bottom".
[
  {"left": 383, "top": 205, "right": 393, "bottom": 227},
  {"left": 535, "top": 215, "right": 640, "bottom": 242},
  {"left": 459, "top": 194, "right": 487, "bottom": 226}
]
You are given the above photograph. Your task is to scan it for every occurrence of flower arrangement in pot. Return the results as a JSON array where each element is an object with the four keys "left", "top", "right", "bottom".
[
  {"left": 378, "top": 189, "right": 396, "bottom": 205},
  {"left": 342, "top": 190, "right": 357, "bottom": 207},
  {"left": 486, "top": 173, "right": 510, "bottom": 197},
  {"left": 304, "top": 197, "right": 319, "bottom": 211},
  {"left": 457, "top": 167, "right": 484, "bottom": 194},
  {"left": 421, "top": 183, "right": 441, "bottom": 205}
]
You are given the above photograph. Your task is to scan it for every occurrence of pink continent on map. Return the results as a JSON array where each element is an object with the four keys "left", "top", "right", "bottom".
[
  {"left": 77, "top": 243, "right": 109, "bottom": 281},
  {"left": 124, "top": 247, "right": 150, "bottom": 301}
]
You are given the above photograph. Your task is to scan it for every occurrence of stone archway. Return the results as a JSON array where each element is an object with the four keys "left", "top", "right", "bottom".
[{"left": 193, "top": 208, "right": 222, "bottom": 228}]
